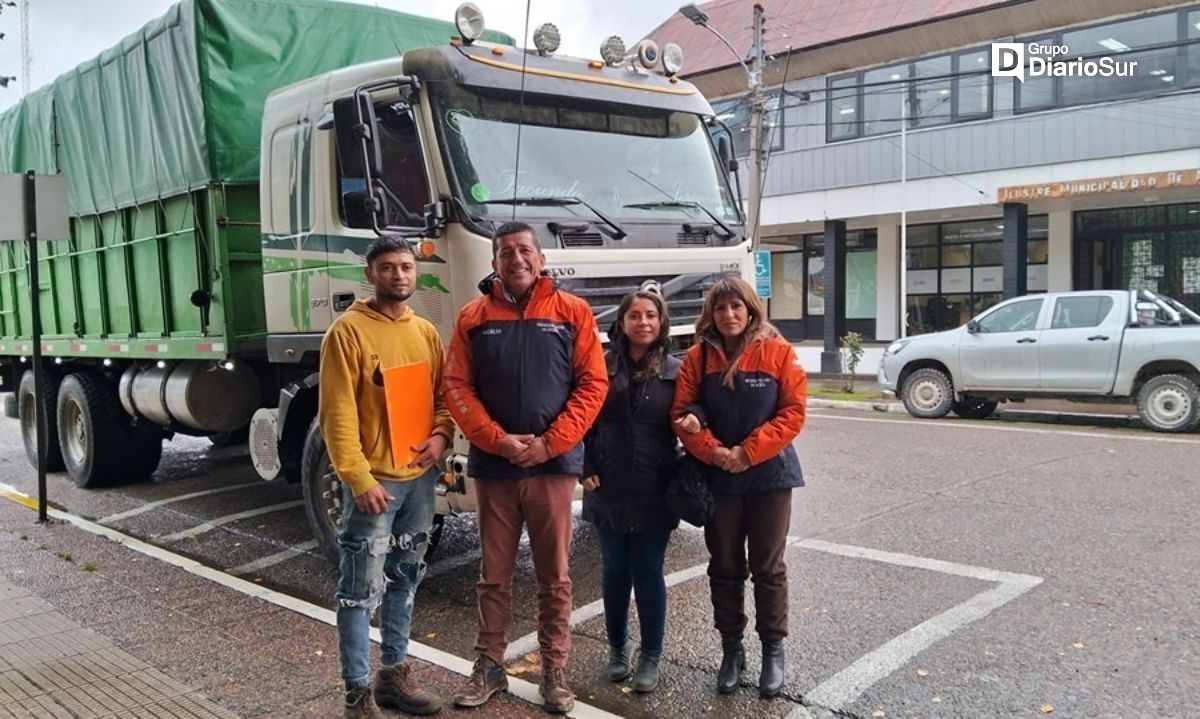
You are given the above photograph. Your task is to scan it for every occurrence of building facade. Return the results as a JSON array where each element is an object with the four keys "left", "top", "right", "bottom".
[{"left": 650, "top": 0, "right": 1200, "bottom": 369}]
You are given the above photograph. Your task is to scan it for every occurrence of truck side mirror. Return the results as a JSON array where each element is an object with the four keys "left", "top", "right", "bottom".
[
  {"left": 424, "top": 201, "right": 447, "bottom": 238},
  {"left": 333, "top": 94, "right": 383, "bottom": 181},
  {"left": 966, "top": 320, "right": 980, "bottom": 333},
  {"left": 717, "top": 135, "right": 736, "bottom": 172}
]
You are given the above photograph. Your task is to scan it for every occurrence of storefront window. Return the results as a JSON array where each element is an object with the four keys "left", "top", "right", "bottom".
[
  {"left": 905, "top": 216, "right": 1048, "bottom": 334},
  {"left": 769, "top": 250, "right": 805, "bottom": 320}
]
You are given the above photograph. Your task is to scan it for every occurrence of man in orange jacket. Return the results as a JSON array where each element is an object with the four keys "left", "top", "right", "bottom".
[{"left": 444, "top": 222, "right": 608, "bottom": 715}]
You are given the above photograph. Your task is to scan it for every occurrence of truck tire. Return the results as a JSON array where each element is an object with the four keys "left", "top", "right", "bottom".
[
  {"left": 301, "top": 419, "right": 342, "bottom": 565},
  {"left": 57, "top": 372, "right": 160, "bottom": 488},
  {"left": 900, "top": 367, "right": 954, "bottom": 419},
  {"left": 952, "top": 398, "right": 998, "bottom": 419},
  {"left": 18, "top": 369, "right": 64, "bottom": 472},
  {"left": 1136, "top": 374, "right": 1200, "bottom": 433},
  {"left": 300, "top": 419, "right": 445, "bottom": 566}
]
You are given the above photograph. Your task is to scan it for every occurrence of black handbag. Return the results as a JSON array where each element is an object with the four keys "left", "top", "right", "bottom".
[
  {"left": 666, "top": 452, "right": 714, "bottom": 527},
  {"left": 667, "top": 344, "right": 715, "bottom": 527}
]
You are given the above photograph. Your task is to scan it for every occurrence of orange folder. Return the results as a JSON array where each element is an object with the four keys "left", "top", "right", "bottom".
[{"left": 382, "top": 362, "right": 434, "bottom": 468}]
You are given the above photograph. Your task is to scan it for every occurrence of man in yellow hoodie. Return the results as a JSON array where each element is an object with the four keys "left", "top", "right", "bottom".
[{"left": 319, "top": 236, "right": 452, "bottom": 719}]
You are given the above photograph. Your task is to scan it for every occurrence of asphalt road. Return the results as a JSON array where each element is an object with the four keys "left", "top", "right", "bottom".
[{"left": 1, "top": 407, "right": 1197, "bottom": 719}]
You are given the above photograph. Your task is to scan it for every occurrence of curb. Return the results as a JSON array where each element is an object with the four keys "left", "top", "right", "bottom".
[
  {"left": 807, "top": 398, "right": 908, "bottom": 415},
  {"left": 807, "top": 397, "right": 1143, "bottom": 428}
]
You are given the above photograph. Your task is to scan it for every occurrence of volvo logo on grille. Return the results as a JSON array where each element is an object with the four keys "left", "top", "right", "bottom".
[{"left": 548, "top": 267, "right": 577, "bottom": 277}]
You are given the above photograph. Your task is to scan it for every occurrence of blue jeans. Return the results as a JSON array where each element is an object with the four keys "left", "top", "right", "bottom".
[
  {"left": 336, "top": 468, "right": 437, "bottom": 689},
  {"left": 595, "top": 526, "right": 672, "bottom": 656}
]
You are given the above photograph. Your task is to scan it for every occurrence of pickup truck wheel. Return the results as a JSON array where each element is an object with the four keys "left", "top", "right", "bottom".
[
  {"left": 900, "top": 367, "right": 954, "bottom": 419},
  {"left": 299, "top": 419, "right": 445, "bottom": 564},
  {"left": 952, "top": 398, "right": 999, "bottom": 419},
  {"left": 301, "top": 419, "right": 342, "bottom": 564},
  {"left": 1137, "top": 374, "right": 1200, "bottom": 433}
]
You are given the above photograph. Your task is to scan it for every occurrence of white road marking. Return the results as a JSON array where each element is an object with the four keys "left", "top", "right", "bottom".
[
  {"left": 504, "top": 562, "right": 709, "bottom": 662},
  {"left": 0, "top": 483, "right": 625, "bottom": 719},
  {"left": 227, "top": 540, "right": 320, "bottom": 576},
  {"left": 157, "top": 500, "right": 304, "bottom": 543},
  {"left": 787, "top": 539, "right": 1042, "bottom": 715},
  {"left": 97, "top": 481, "right": 263, "bottom": 524},
  {"left": 807, "top": 409, "right": 1200, "bottom": 444}
]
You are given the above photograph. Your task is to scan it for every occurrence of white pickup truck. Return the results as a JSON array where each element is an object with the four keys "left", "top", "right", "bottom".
[{"left": 878, "top": 290, "right": 1200, "bottom": 432}]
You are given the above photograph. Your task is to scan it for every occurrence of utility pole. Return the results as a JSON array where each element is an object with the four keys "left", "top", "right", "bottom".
[
  {"left": 20, "top": 0, "right": 29, "bottom": 95},
  {"left": 746, "top": 2, "right": 766, "bottom": 250}
]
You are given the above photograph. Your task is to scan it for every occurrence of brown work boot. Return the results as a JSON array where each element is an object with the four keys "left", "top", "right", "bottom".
[
  {"left": 343, "top": 686, "right": 382, "bottom": 719},
  {"left": 375, "top": 663, "right": 443, "bottom": 715},
  {"left": 452, "top": 655, "right": 508, "bottom": 708},
  {"left": 540, "top": 666, "right": 575, "bottom": 715}
]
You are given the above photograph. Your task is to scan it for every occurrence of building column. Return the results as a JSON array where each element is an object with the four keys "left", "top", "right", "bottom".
[
  {"left": 820, "top": 220, "right": 847, "bottom": 374},
  {"left": 875, "top": 221, "right": 899, "bottom": 341},
  {"left": 1048, "top": 210, "right": 1073, "bottom": 291},
  {"left": 1002, "top": 202, "right": 1029, "bottom": 299}
]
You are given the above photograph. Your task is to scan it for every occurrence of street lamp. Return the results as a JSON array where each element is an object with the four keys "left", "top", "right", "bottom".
[{"left": 677, "top": 2, "right": 766, "bottom": 249}]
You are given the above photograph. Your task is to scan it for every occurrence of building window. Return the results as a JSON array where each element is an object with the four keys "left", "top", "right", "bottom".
[
  {"left": 827, "top": 75, "right": 861, "bottom": 141},
  {"left": 905, "top": 216, "right": 1049, "bottom": 334},
  {"left": 910, "top": 56, "right": 952, "bottom": 127},
  {"left": 953, "top": 49, "right": 992, "bottom": 119},
  {"left": 1188, "top": 9, "right": 1200, "bottom": 86},
  {"left": 710, "top": 93, "right": 784, "bottom": 158},
  {"left": 1016, "top": 5, "right": 1191, "bottom": 112},
  {"left": 862, "top": 63, "right": 907, "bottom": 135}
]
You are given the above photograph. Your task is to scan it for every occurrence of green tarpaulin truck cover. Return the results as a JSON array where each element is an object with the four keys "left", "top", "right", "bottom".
[{"left": 0, "top": 0, "right": 511, "bottom": 216}]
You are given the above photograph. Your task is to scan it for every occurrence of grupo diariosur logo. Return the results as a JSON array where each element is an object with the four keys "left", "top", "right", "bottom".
[{"left": 991, "top": 41, "right": 1139, "bottom": 82}]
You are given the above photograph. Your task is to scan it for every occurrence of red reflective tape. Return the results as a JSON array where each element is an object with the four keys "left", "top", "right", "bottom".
[{"left": 196, "top": 343, "right": 213, "bottom": 353}]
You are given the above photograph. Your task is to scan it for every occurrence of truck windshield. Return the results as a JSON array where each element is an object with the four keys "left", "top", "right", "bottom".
[{"left": 430, "top": 83, "right": 740, "bottom": 225}]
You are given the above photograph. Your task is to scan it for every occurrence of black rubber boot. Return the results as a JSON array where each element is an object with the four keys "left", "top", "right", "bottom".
[
  {"left": 716, "top": 636, "right": 745, "bottom": 694},
  {"left": 759, "top": 640, "right": 786, "bottom": 698}
]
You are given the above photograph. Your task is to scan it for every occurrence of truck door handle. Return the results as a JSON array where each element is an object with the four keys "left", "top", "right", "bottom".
[
  {"left": 1087, "top": 335, "right": 1109, "bottom": 341},
  {"left": 1016, "top": 337, "right": 1037, "bottom": 344}
]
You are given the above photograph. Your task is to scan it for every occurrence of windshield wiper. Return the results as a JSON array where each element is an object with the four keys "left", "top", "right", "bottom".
[
  {"left": 481, "top": 196, "right": 626, "bottom": 240},
  {"left": 623, "top": 200, "right": 737, "bottom": 240}
]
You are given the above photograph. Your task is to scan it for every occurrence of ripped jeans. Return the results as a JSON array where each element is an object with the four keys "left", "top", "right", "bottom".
[{"left": 336, "top": 468, "right": 437, "bottom": 689}]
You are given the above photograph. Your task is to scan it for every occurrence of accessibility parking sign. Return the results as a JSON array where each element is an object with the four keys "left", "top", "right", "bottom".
[{"left": 754, "top": 250, "right": 772, "bottom": 299}]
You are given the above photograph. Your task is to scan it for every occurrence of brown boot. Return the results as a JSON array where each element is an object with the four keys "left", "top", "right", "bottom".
[
  {"left": 343, "top": 686, "right": 382, "bottom": 719},
  {"left": 452, "top": 655, "right": 508, "bottom": 708},
  {"left": 375, "top": 663, "right": 443, "bottom": 715},
  {"left": 540, "top": 666, "right": 575, "bottom": 715}
]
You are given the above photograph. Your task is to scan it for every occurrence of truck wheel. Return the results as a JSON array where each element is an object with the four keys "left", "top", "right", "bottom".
[
  {"left": 1137, "top": 374, "right": 1200, "bottom": 433},
  {"left": 18, "top": 369, "right": 64, "bottom": 472},
  {"left": 952, "top": 398, "right": 998, "bottom": 419},
  {"left": 301, "top": 419, "right": 342, "bottom": 564},
  {"left": 57, "top": 372, "right": 158, "bottom": 488},
  {"left": 299, "top": 420, "right": 446, "bottom": 565},
  {"left": 900, "top": 367, "right": 954, "bottom": 419}
]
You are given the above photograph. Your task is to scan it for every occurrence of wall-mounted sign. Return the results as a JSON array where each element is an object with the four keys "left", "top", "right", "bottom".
[{"left": 998, "top": 169, "right": 1200, "bottom": 204}]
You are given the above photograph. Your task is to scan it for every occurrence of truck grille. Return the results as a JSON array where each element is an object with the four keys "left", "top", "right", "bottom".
[
  {"left": 557, "top": 272, "right": 720, "bottom": 333},
  {"left": 560, "top": 233, "right": 604, "bottom": 248}
]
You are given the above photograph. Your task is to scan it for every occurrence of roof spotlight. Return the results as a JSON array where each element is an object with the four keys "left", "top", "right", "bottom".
[
  {"left": 663, "top": 43, "right": 685, "bottom": 75},
  {"left": 533, "top": 23, "right": 560, "bottom": 56},
  {"left": 600, "top": 35, "right": 626, "bottom": 66},
  {"left": 454, "top": 2, "right": 485, "bottom": 44}
]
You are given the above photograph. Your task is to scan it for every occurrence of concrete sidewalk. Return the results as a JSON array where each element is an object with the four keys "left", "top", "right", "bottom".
[
  {"left": 806, "top": 376, "right": 1141, "bottom": 429},
  {"left": 0, "top": 497, "right": 572, "bottom": 719}
]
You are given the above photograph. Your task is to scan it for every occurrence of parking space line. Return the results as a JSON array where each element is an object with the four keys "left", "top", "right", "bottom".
[
  {"left": 97, "top": 482, "right": 263, "bottom": 524},
  {"left": 505, "top": 562, "right": 709, "bottom": 662},
  {"left": 157, "top": 500, "right": 304, "bottom": 543},
  {"left": 788, "top": 538, "right": 1042, "bottom": 714},
  {"left": 0, "top": 483, "right": 626, "bottom": 719},
  {"left": 807, "top": 410, "right": 1200, "bottom": 444},
  {"left": 227, "top": 540, "right": 319, "bottom": 576}
]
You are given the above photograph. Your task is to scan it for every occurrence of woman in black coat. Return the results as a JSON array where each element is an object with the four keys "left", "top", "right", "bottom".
[{"left": 582, "top": 286, "right": 682, "bottom": 694}]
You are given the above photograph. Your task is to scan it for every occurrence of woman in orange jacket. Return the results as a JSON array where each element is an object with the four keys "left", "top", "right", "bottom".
[{"left": 671, "top": 275, "right": 807, "bottom": 698}]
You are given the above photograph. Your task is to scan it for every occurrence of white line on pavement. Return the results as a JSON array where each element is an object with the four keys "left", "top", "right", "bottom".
[
  {"left": 0, "top": 483, "right": 626, "bottom": 719},
  {"left": 807, "top": 410, "right": 1200, "bottom": 444},
  {"left": 504, "top": 562, "right": 709, "bottom": 662},
  {"left": 786, "top": 538, "right": 1042, "bottom": 716},
  {"left": 157, "top": 500, "right": 305, "bottom": 543},
  {"left": 227, "top": 540, "right": 320, "bottom": 576},
  {"left": 97, "top": 482, "right": 263, "bottom": 524}
]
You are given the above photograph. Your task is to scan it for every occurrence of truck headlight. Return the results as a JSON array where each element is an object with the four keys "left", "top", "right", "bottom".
[{"left": 884, "top": 340, "right": 910, "bottom": 356}]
